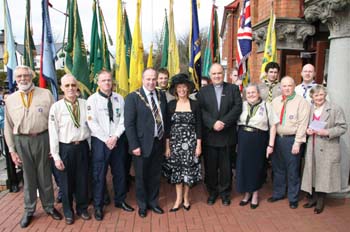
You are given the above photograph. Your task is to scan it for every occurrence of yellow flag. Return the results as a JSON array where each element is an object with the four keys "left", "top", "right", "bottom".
[
  {"left": 260, "top": 8, "right": 277, "bottom": 74},
  {"left": 167, "top": 0, "right": 180, "bottom": 78},
  {"left": 129, "top": 0, "right": 144, "bottom": 92},
  {"left": 115, "top": 0, "right": 128, "bottom": 97},
  {"left": 147, "top": 43, "right": 153, "bottom": 68}
]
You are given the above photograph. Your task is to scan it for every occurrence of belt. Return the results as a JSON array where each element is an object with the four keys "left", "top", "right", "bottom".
[
  {"left": 71, "top": 141, "right": 82, "bottom": 145},
  {"left": 19, "top": 130, "right": 47, "bottom": 137},
  {"left": 240, "top": 126, "right": 263, "bottom": 133},
  {"left": 277, "top": 134, "right": 295, "bottom": 138},
  {"left": 60, "top": 140, "right": 85, "bottom": 145}
]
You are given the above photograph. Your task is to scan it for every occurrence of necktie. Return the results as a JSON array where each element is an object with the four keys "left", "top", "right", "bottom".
[
  {"left": 264, "top": 79, "right": 278, "bottom": 102},
  {"left": 150, "top": 92, "right": 164, "bottom": 139},
  {"left": 98, "top": 90, "right": 114, "bottom": 122}
]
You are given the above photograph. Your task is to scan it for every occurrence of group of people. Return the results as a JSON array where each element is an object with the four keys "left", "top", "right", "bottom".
[{"left": 2, "top": 61, "right": 347, "bottom": 228}]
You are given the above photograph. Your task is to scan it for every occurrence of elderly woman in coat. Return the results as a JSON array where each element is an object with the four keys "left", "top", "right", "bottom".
[{"left": 301, "top": 85, "right": 347, "bottom": 214}]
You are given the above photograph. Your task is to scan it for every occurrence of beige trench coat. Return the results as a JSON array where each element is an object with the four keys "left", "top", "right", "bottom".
[{"left": 301, "top": 101, "right": 347, "bottom": 194}]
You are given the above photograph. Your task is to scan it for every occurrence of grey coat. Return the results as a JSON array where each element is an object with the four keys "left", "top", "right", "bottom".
[{"left": 301, "top": 101, "right": 347, "bottom": 194}]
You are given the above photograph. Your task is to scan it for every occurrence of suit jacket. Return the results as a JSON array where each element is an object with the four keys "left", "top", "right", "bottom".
[
  {"left": 124, "top": 87, "right": 167, "bottom": 157},
  {"left": 197, "top": 82, "right": 242, "bottom": 147}
]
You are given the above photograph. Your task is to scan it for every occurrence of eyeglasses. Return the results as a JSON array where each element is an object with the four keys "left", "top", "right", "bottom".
[{"left": 64, "top": 83, "right": 77, "bottom": 88}]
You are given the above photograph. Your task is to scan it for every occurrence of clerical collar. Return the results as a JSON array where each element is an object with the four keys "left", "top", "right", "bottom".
[{"left": 214, "top": 83, "right": 223, "bottom": 88}]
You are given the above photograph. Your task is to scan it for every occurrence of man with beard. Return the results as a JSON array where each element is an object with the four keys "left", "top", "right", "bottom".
[{"left": 4, "top": 65, "right": 62, "bottom": 228}]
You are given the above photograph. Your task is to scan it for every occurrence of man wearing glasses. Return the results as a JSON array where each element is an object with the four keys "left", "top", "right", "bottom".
[
  {"left": 4, "top": 65, "right": 62, "bottom": 228},
  {"left": 48, "top": 74, "right": 91, "bottom": 225}
]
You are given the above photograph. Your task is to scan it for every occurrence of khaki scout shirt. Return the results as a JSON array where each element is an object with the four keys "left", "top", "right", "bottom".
[
  {"left": 272, "top": 93, "right": 310, "bottom": 145},
  {"left": 258, "top": 81, "right": 282, "bottom": 102},
  {"left": 4, "top": 87, "right": 54, "bottom": 153}
]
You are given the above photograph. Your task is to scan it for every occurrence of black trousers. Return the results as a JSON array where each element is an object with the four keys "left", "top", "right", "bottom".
[
  {"left": 58, "top": 140, "right": 89, "bottom": 218},
  {"left": 203, "top": 145, "right": 234, "bottom": 198},
  {"left": 91, "top": 134, "right": 128, "bottom": 210},
  {"left": 133, "top": 139, "right": 163, "bottom": 210}
]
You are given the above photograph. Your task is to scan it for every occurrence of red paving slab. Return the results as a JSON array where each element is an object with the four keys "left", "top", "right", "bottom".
[{"left": 1, "top": 177, "right": 350, "bottom": 232}]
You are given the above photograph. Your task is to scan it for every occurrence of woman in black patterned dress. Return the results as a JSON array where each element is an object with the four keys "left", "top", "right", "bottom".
[{"left": 163, "top": 73, "right": 202, "bottom": 212}]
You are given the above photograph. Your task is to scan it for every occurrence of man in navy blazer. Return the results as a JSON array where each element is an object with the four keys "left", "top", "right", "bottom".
[
  {"left": 197, "top": 63, "right": 242, "bottom": 206},
  {"left": 124, "top": 68, "right": 167, "bottom": 218}
]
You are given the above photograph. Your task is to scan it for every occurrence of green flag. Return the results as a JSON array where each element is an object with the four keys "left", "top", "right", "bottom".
[
  {"left": 89, "top": 0, "right": 101, "bottom": 92},
  {"left": 124, "top": 9, "right": 132, "bottom": 74},
  {"left": 65, "top": 0, "right": 90, "bottom": 97},
  {"left": 23, "top": 0, "right": 36, "bottom": 71},
  {"left": 202, "top": 4, "right": 220, "bottom": 77},
  {"left": 160, "top": 9, "right": 169, "bottom": 68}
]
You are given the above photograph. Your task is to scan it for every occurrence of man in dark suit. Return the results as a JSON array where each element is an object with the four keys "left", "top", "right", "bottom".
[
  {"left": 197, "top": 63, "right": 242, "bottom": 206},
  {"left": 124, "top": 68, "right": 167, "bottom": 218}
]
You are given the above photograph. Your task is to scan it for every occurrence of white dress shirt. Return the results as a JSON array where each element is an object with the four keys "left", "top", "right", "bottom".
[
  {"left": 86, "top": 92, "right": 125, "bottom": 143},
  {"left": 48, "top": 98, "right": 91, "bottom": 161}
]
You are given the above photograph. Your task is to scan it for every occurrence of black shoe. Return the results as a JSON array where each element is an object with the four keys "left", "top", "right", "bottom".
[
  {"left": 11, "top": 185, "right": 19, "bottom": 193},
  {"left": 94, "top": 209, "right": 103, "bottom": 221},
  {"left": 77, "top": 211, "right": 91, "bottom": 220},
  {"left": 65, "top": 217, "right": 74, "bottom": 225},
  {"left": 289, "top": 202, "right": 298, "bottom": 209},
  {"left": 56, "top": 196, "right": 62, "bottom": 204},
  {"left": 314, "top": 197, "right": 325, "bottom": 214},
  {"left": 169, "top": 207, "right": 180, "bottom": 212},
  {"left": 250, "top": 202, "right": 259, "bottom": 209},
  {"left": 151, "top": 206, "right": 164, "bottom": 214},
  {"left": 138, "top": 208, "right": 147, "bottom": 218},
  {"left": 20, "top": 214, "right": 33, "bottom": 228},
  {"left": 183, "top": 204, "right": 191, "bottom": 211},
  {"left": 207, "top": 195, "right": 217, "bottom": 205},
  {"left": 115, "top": 201, "right": 134, "bottom": 212},
  {"left": 267, "top": 196, "right": 285, "bottom": 203},
  {"left": 46, "top": 208, "right": 62, "bottom": 220},
  {"left": 222, "top": 198, "right": 231, "bottom": 206}
]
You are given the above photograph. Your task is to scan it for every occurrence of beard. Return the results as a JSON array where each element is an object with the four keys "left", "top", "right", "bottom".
[{"left": 17, "top": 82, "right": 33, "bottom": 92}]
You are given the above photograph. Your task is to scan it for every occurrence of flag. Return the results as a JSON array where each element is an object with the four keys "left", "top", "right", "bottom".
[
  {"left": 115, "top": 0, "right": 129, "bottom": 97},
  {"left": 3, "top": 0, "right": 17, "bottom": 92},
  {"left": 23, "top": 0, "right": 36, "bottom": 72},
  {"left": 260, "top": 6, "right": 277, "bottom": 74},
  {"left": 89, "top": 1, "right": 111, "bottom": 92},
  {"left": 167, "top": 0, "right": 180, "bottom": 78},
  {"left": 89, "top": 0, "right": 101, "bottom": 92},
  {"left": 129, "top": 0, "right": 144, "bottom": 92},
  {"left": 65, "top": 0, "right": 90, "bottom": 98},
  {"left": 202, "top": 4, "right": 220, "bottom": 77},
  {"left": 147, "top": 43, "right": 153, "bottom": 68},
  {"left": 160, "top": 10, "right": 169, "bottom": 68},
  {"left": 40, "top": 0, "right": 59, "bottom": 100},
  {"left": 189, "top": 0, "right": 201, "bottom": 90},
  {"left": 124, "top": 9, "right": 132, "bottom": 73},
  {"left": 236, "top": 0, "right": 252, "bottom": 86}
]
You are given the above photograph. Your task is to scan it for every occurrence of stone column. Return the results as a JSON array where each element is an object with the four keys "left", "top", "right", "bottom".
[{"left": 305, "top": 0, "right": 350, "bottom": 196}]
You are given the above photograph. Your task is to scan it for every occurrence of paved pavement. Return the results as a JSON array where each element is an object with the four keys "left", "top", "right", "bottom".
[{"left": 0, "top": 176, "right": 350, "bottom": 232}]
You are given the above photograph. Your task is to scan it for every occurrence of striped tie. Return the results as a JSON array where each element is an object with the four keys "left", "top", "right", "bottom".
[{"left": 150, "top": 92, "right": 164, "bottom": 139}]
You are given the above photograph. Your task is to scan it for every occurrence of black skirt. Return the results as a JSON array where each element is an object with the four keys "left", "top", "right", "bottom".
[{"left": 236, "top": 127, "right": 268, "bottom": 193}]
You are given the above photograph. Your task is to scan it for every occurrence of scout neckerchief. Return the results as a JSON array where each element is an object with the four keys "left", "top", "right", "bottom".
[
  {"left": 98, "top": 90, "right": 113, "bottom": 122},
  {"left": 301, "top": 80, "right": 316, "bottom": 98},
  {"left": 64, "top": 99, "right": 80, "bottom": 128},
  {"left": 246, "top": 99, "right": 262, "bottom": 126},
  {"left": 264, "top": 79, "right": 278, "bottom": 102},
  {"left": 20, "top": 84, "right": 35, "bottom": 109},
  {"left": 279, "top": 92, "right": 296, "bottom": 125}
]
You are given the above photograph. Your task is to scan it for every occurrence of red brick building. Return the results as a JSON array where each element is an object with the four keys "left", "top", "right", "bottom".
[{"left": 220, "top": 0, "right": 329, "bottom": 85}]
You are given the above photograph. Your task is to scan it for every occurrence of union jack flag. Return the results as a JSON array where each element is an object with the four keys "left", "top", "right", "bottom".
[{"left": 236, "top": 0, "right": 252, "bottom": 80}]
